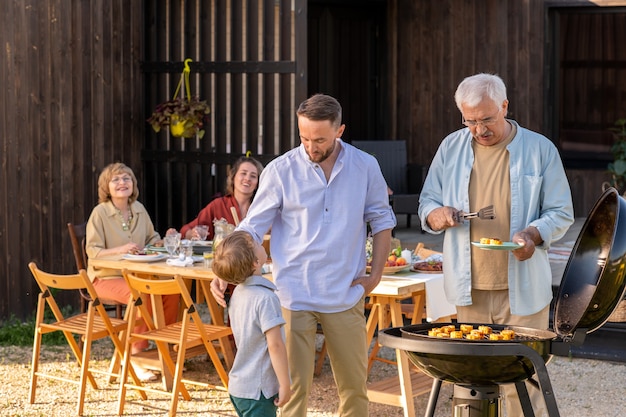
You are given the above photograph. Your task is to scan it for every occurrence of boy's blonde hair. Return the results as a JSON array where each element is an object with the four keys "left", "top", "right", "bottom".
[{"left": 212, "top": 231, "right": 257, "bottom": 284}]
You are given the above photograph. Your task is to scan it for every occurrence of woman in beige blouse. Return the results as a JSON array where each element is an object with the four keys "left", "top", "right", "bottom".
[{"left": 85, "top": 162, "right": 179, "bottom": 382}]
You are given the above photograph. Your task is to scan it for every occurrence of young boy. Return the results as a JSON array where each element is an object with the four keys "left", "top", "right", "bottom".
[{"left": 212, "top": 231, "right": 291, "bottom": 416}]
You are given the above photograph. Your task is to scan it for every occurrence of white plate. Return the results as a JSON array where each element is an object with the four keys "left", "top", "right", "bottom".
[
  {"left": 122, "top": 253, "right": 168, "bottom": 262},
  {"left": 471, "top": 241, "right": 523, "bottom": 251}
]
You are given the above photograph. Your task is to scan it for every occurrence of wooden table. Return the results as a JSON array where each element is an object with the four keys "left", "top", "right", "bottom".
[{"left": 366, "top": 271, "right": 455, "bottom": 417}]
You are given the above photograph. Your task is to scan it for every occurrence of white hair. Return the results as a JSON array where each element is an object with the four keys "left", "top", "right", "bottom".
[{"left": 454, "top": 73, "right": 507, "bottom": 110}]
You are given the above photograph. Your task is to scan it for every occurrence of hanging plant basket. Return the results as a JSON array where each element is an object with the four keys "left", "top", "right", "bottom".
[{"left": 147, "top": 59, "right": 210, "bottom": 138}]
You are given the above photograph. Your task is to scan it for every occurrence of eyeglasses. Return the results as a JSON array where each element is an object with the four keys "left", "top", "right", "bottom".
[
  {"left": 110, "top": 176, "right": 133, "bottom": 184},
  {"left": 462, "top": 109, "right": 501, "bottom": 128}
]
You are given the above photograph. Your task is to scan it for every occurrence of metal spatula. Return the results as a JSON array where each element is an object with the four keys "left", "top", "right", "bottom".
[{"left": 453, "top": 205, "right": 496, "bottom": 222}]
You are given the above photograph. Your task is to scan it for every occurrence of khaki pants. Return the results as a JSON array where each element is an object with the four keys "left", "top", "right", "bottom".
[
  {"left": 280, "top": 298, "right": 368, "bottom": 417},
  {"left": 456, "top": 289, "right": 550, "bottom": 417}
]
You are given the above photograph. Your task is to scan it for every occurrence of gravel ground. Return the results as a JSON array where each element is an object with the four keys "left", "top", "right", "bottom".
[{"left": 2, "top": 338, "right": 625, "bottom": 417}]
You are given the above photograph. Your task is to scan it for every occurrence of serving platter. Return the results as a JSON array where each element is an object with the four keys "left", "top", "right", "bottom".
[
  {"left": 367, "top": 265, "right": 411, "bottom": 274},
  {"left": 410, "top": 267, "right": 443, "bottom": 274},
  {"left": 471, "top": 241, "right": 523, "bottom": 251},
  {"left": 122, "top": 253, "right": 167, "bottom": 262},
  {"left": 411, "top": 260, "right": 443, "bottom": 273}
]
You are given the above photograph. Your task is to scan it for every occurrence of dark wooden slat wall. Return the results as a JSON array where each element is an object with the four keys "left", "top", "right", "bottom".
[
  {"left": 559, "top": 12, "right": 626, "bottom": 150},
  {"left": 0, "top": 1, "right": 143, "bottom": 320},
  {"left": 141, "top": 0, "right": 301, "bottom": 235},
  {"left": 2, "top": 0, "right": 625, "bottom": 321},
  {"left": 389, "top": 0, "right": 621, "bottom": 216},
  {"left": 391, "top": 0, "right": 547, "bottom": 169}
]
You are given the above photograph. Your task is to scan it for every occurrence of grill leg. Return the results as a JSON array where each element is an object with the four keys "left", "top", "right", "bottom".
[
  {"left": 515, "top": 381, "right": 535, "bottom": 417},
  {"left": 534, "top": 364, "right": 561, "bottom": 417},
  {"left": 424, "top": 378, "right": 442, "bottom": 417}
]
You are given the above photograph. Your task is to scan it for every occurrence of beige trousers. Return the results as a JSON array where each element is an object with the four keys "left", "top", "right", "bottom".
[{"left": 280, "top": 298, "right": 368, "bottom": 417}]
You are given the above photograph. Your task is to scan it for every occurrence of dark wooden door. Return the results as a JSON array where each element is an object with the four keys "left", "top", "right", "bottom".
[{"left": 307, "top": 0, "right": 387, "bottom": 141}]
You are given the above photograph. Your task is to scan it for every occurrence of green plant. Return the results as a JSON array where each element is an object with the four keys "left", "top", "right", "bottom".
[
  {"left": 147, "top": 96, "right": 210, "bottom": 138},
  {"left": 0, "top": 306, "right": 75, "bottom": 346},
  {"left": 147, "top": 58, "right": 210, "bottom": 138},
  {"left": 607, "top": 118, "right": 626, "bottom": 190}
]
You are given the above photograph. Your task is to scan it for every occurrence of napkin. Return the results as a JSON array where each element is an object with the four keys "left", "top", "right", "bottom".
[
  {"left": 424, "top": 274, "right": 456, "bottom": 322},
  {"left": 422, "top": 254, "right": 443, "bottom": 263},
  {"left": 166, "top": 257, "right": 194, "bottom": 267}
]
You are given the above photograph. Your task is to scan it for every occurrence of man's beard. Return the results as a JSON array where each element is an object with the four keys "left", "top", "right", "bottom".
[{"left": 308, "top": 140, "right": 335, "bottom": 163}]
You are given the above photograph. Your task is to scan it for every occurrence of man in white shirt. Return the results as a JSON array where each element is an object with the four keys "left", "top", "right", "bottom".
[{"left": 212, "top": 93, "right": 396, "bottom": 416}]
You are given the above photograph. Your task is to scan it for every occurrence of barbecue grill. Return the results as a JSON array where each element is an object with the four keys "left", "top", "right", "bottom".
[{"left": 379, "top": 187, "right": 626, "bottom": 417}]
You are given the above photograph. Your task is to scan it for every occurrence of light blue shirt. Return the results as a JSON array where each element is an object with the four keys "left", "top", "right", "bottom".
[
  {"left": 419, "top": 121, "right": 574, "bottom": 315},
  {"left": 228, "top": 275, "right": 285, "bottom": 400},
  {"left": 238, "top": 140, "right": 397, "bottom": 312}
]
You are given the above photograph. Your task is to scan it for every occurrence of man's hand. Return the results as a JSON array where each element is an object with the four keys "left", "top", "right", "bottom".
[
  {"left": 511, "top": 226, "right": 542, "bottom": 261},
  {"left": 356, "top": 228, "right": 391, "bottom": 294},
  {"left": 426, "top": 206, "right": 462, "bottom": 231},
  {"left": 210, "top": 277, "right": 229, "bottom": 308},
  {"left": 351, "top": 273, "right": 381, "bottom": 295}
]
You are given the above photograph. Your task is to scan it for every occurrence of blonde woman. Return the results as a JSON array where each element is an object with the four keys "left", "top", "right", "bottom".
[{"left": 86, "top": 162, "right": 179, "bottom": 382}]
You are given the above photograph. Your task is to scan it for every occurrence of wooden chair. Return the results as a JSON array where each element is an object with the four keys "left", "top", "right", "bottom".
[
  {"left": 414, "top": 242, "right": 441, "bottom": 260},
  {"left": 67, "top": 222, "right": 124, "bottom": 319},
  {"left": 352, "top": 140, "right": 423, "bottom": 230},
  {"left": 117, "top": 270, "right": 233, "bottom": 417},
  {"left": 27, "top": 262, "right": 146, "bottom": 416}
]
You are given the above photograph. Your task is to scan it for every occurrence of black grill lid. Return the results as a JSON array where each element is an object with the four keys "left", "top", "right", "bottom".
[{"left": 554, "top": 187, "right": 626, "bottom": 337}]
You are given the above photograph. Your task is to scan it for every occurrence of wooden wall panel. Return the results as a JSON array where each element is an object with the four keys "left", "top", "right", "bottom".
[
  {"left": 393, "top": 0, "right": 549, "bottom": 169},
  {"left": 0, "top": 0, "right": 143, "bottom": 320},
  {"left": 389, "top": 0, "right": 622, "bottom": 217}
]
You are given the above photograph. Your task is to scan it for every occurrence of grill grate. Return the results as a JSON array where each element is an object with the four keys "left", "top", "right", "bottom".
[
  {"left": 419, "top": 332, "right": 541, "bottom": 342},
  {"left": 402, "top": 324, "right": 552, "bottom": 343}
]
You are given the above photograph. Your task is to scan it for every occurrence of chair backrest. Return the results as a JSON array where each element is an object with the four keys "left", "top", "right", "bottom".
[
  {"left": 122, "top": 270, "right": 194, "bottom": 330},
  {"left": 28, "top": 261, "right": 104, "bottom": 322},
  {"left": 352, "top": 140, "right": 409, "bottom": 193},
  {"left": 414, "top": 242, "right": 442, "bottom": 259},
  {"left": 68, "top": 222, "right": 126, "bottom": 317},
  {"left": 67, "top": 222, "right": 88, "bottom": 271}
]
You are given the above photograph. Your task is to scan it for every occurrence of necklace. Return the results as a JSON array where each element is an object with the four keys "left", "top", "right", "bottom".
[{"left": 115, "top": 206, "right": 133, "bottom": 231}]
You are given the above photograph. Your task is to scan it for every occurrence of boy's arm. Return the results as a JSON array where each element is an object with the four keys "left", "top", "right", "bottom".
[{"left": 266, "top": 325, "right": 291, "bottom": 407}]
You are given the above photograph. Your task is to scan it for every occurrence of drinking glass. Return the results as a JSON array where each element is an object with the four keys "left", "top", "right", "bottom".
[
  {"left": 164, "top": 235, "right": 180, "bottom": 258},
  {"left": 193, "top": 225, "right": 209, "bottom": 241},
  {"left": 181, "top": 240, "right": 194, "bottom": 259}
]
